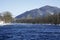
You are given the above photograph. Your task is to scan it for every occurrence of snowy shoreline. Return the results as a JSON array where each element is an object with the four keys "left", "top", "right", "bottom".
[{"left": 0, "top": 23, "right": 60, "bottom": 26}]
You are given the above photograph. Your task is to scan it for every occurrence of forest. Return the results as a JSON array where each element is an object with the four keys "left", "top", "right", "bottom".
[
  {"left": 15, "top": 13, "right": 60, "bottom": 25},
  {"left": 0, "top": 11, "right": 60, "bottom": 25}
]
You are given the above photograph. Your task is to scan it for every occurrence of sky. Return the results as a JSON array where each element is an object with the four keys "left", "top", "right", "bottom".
[{"left": 0, "top": 0, "right": 60, "bottom": 17}]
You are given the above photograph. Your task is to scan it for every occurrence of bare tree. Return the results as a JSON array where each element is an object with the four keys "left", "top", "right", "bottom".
[{"left": 3, "top": 11, "right": 13, "bottom": 23}]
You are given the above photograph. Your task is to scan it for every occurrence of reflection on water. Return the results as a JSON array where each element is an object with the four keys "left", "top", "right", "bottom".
[{"left": 0, "top": 24, "right": 60, "bottom": 40}]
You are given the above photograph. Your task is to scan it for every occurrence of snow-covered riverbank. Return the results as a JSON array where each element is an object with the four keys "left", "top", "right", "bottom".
[{"left": 0, "top": 23, "right": 60, "bottom": 26}]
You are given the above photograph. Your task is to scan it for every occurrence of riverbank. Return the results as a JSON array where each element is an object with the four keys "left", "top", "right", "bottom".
[{"left": 0, "top": 23, "right": 60, "bottom": 26}]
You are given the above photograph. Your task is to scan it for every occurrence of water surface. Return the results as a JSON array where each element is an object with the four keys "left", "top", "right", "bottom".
[{"left": 0, "top": 24, "right": 60, "bottom": 40}]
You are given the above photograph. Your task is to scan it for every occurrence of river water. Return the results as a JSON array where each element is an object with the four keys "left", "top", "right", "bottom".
[{"left": 0, "top": 24, "right": 60, "bottom": 40}]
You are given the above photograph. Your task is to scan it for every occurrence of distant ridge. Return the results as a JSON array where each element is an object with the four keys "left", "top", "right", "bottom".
[{"left": 16, "top": 5, "right": 60, "bottom": 19}]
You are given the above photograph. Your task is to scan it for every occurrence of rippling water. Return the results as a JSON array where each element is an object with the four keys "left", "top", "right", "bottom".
[{"left": 0, "top": 24, "right": 60, "bottom": 40}]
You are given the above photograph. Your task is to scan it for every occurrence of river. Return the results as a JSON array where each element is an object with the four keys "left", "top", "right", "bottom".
[{"left": 0, "top": 24, "right": 60, "bottom": 40}]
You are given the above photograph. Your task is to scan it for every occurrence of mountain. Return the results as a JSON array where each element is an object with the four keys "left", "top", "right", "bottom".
[{"left": 16, "top": 5, "right": 60, "bottom": 19}]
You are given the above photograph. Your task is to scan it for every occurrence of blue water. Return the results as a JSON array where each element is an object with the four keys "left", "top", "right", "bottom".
[{"left": 0, "top": 24, "right": 60, "bottom": 40}]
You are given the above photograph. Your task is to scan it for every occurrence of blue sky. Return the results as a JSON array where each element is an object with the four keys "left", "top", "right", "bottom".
[{"left": 0, "top": 0, "right": 60, "bottom": 17}]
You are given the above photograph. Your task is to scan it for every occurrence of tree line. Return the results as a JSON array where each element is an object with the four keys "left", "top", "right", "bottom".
[
  {"left": 0, "top": 11, "right": 60, "bottom": 25},
  {"left": 15, "top": 13, "right": 60, "bottom": 25}
]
